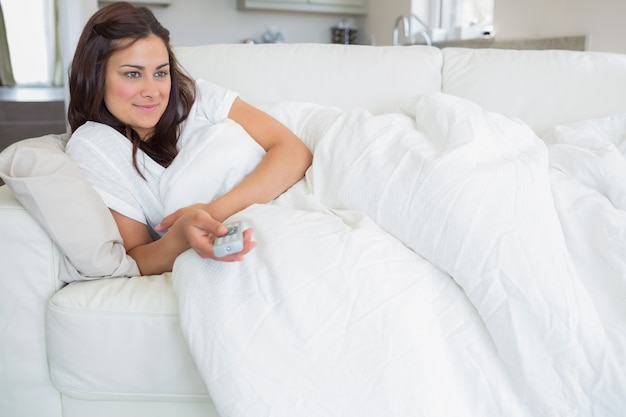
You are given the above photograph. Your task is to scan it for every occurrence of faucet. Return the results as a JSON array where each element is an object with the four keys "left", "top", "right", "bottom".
[
  {"left": 393, "top": 14, "right": 432, "bottom": 46},
  {"left": 409, "top": 13, "right": 432, "bottom": 46},
  {"left": 392, "top": 16, "right": 409, "bottom": 46}
]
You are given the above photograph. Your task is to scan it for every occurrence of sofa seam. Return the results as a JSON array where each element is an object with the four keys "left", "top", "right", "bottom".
[
  {"left": 59, "top": 388, "right": 211, "bottom": 402},
  {"left": 47, "top": 301, "right": 180, "bottom": 318}
]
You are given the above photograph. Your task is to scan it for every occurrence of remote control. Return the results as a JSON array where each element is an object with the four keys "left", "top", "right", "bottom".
[{"left": 213, "top": 221, "right": 244, "bottom": 258}]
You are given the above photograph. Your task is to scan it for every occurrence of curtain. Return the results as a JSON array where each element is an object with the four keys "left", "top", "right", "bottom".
[
  {"left": 43, "top": 0, "right": 65, "bottom": 87},
  {"left": 0, "top": 3, "right": 16, "bottom": 86},
  {"left": 48, "top": 0, "right": 63, "bottom": 86}
]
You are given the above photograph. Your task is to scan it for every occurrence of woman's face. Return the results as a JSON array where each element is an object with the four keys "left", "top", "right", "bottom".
[{"left": 104, "top": 35, "right": 171, "bottom": 140}]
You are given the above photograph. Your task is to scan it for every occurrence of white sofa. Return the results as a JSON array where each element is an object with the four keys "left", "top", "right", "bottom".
[{"left": 1, "top": 43, "right": 626, "bottom": 417}]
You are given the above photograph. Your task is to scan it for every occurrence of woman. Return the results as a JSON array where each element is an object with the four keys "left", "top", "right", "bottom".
[{"left": 65, "top": 2, "right": 312, "bottom": 275}]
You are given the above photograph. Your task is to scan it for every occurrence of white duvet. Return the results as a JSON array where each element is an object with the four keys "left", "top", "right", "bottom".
[{"left": 170, "top": 93, "right": 626, "bottom": 417}]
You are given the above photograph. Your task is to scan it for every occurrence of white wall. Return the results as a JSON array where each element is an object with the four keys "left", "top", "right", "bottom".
[
  {"left": 58, "top": 0, "right": 97, "bottom": 75},
  {"left": 585, "top": 0, "right": 626, "bottom": 54},
  {"left": 58, "top": 0, "right": 626, "bottom": 56},
  {"left": 149, "top": 0, "right": 366, "bottom": 46},
  {"left": 492, "top": 0, "right": 626, "bottom": 53},
  {"left": 159, "top": 0, "right": 626, "bottom": 53},
  {"left": 359, "top": 0, "right": 410, "bottom": 46}
]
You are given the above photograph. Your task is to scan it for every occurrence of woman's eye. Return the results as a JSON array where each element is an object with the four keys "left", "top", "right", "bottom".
[
  {"left": 155, "top": 70, "right": 169, "bottom": 78},
  {"left": 124, "top": 71, "right": 140, "bottom": 78}
]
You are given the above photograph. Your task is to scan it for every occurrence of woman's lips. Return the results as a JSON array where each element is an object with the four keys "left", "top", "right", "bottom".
[{"left": 136, "top": 104, "right": 159, "bottom": 112}]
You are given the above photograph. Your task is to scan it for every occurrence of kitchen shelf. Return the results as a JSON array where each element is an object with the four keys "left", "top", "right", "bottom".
[{"left": 238, "top": 0, "right": 367, "bottom": 15}]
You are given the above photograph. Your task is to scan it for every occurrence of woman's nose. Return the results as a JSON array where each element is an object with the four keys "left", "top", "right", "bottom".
[{"left": 141, "top": 78, "right": 159, "bottom": 98}]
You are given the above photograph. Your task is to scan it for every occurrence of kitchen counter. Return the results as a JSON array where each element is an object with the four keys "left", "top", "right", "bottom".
[{"left": 432, "top": 35, "right": 588, "bottom": 51}]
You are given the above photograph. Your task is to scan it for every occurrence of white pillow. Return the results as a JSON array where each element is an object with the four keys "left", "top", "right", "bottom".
[{"left": 0, "top": 134, "right": 139, "bottom": 281}]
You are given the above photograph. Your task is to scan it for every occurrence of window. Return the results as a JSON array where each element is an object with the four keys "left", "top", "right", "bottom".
[
  {"left": 430, "top": 0, "right": 494, "bottom": 40},
  {"left": 1, "top": 0, "right": 56, "bottom": 85}
]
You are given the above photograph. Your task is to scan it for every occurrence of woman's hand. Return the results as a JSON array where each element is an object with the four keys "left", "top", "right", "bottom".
[
  {"left": 111, "top": 206, "right": 256, "bottom": 275},
  {"left": 175, "top": 208, "right": 256, "bottom": 262},
  {"left": 155, "top": 203, "right": 215, "bottom": 232}
]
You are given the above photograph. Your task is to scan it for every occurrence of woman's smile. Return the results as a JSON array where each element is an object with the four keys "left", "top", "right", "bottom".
[{"left": 135, "top": 103, "right": 160, "bottom": 112}]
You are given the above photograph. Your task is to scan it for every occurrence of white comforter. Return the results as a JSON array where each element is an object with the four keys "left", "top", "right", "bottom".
[{"left": 171, "top": 93, "right": 626, "bottom": 417}]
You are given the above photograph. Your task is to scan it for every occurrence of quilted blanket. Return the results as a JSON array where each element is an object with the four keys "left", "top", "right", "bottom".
[{"left": 171, "top": 93, "right": 626, "bottom": 417}]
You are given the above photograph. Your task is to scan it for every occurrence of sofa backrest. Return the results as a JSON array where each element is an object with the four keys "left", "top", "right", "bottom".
[
  {"left": 175, "top": 43, "right": 443, "bottom": 115},
  {"left": 175, "top": 43, "right": 626, "bottom": 133},
  {"left": 443, "top": 47, "right": 626, "bottom": 133}
]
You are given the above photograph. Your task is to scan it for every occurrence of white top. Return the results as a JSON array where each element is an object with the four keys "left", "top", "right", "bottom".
[{"left": 66, "top": 79, "right": 265, "bottom": 238}]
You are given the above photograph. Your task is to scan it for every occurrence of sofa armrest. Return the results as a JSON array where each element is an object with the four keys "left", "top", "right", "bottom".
[{"left": 0, "top": 185, "right": 64, "bottom": 417}]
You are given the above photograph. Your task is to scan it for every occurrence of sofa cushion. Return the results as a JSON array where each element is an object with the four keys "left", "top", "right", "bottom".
[
  {"left": 0, "top": 134, "right": 139, "bottom": 281},
  {"left": 442, "top": 47, "right": 626, "bottom": 134},
  {"left": 46, "top": 274, "right": 209, "bottom": 400},
  {"left": 175, "top": 43, "right": 443, "bottom": 114}
]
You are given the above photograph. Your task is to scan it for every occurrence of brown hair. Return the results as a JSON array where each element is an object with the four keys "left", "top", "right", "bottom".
[{"left": 67, "top": 1, "right": 196, "bottom": 170}]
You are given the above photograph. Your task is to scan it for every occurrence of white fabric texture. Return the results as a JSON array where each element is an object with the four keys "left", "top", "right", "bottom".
[
  {"left": 171, "top": 94, "right": 626, "bottom": 417},
  {"left": 543, "top": 113, "right": 626, "bottom": 353},
  {"left": 65, "top": 79, "right": 241, "bottom": 236},
  {"left": 0, "top": 134, "right": 139, "bottom": 281},
  {"left": 66, "top": 121, "right": 165, "bottom": 229}
]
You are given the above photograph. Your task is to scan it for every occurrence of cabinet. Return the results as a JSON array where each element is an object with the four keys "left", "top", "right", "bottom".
[
  {"left": 99, "top": 0, "right": 170, "bottom": 5},
  {"left": 238, "top": 0, "right": 367, "bottom": 15},
  {"left": 0, "top": 87, "right": 66, "bottom": 152}
]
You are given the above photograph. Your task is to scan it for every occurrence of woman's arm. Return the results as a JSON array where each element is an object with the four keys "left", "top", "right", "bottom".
[
  {"left": 132, "top": 97, "right": 309, "bottom": 274},
  {"left": 157, "top": 97, "right": 313, "bottom": 225},
  {"left": 210, "top": 97, "right": 313, "bottom": 220},
  {"left": 112, "top": 208, "right": 256, "bottom": 275}
]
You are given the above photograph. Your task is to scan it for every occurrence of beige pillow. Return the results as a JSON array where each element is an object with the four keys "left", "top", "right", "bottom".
[{"left": 0, "top": 134, "right": 139, "bottom": 281}]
